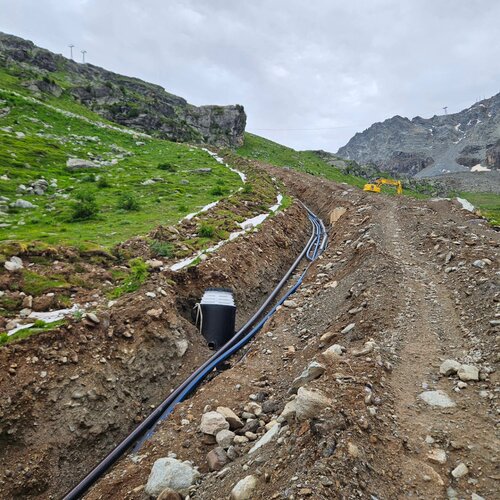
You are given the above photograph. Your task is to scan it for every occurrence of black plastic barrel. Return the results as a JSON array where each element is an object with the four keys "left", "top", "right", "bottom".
[{"left": 198, "top": 288, "right": 236, "bottom": 350}]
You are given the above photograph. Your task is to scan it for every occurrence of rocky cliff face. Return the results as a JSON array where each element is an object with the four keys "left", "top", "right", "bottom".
[
  {"left": 0, "top": 32, "right": 246, "bottom": 147},
  {"left": 337, "top": 93, "right": 500, "bottom": 177}
]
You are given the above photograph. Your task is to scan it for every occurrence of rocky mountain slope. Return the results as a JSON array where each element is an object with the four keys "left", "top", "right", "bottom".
[
  {"left": 0, "top": 32, "right": 246, "bottom": 147},
  {"left": 337, "top": 93, "right": 500, "bottom": 177}
]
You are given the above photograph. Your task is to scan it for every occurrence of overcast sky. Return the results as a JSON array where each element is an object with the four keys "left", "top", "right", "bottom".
[{"left": 1, "top": 0, "right": 500, "bottom": 151}]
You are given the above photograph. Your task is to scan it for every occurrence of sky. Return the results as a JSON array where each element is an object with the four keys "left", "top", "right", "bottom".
[{"left": 1, "top": 0, "right": 500, "bottom": 151}]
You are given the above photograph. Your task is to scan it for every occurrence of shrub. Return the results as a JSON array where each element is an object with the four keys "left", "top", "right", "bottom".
[
  {"left": 158, "top": 162, "right": 176, "bottom": 172},
  {"left": 70, "top": 191, "right": 99, "bottom": 221},
  {"left": 209, "top": 186, "right": 224, "bottom": 196},
  {"left": 97, "top": 177, "right": 111, "bottom": 188},
  {"left": 242, "top": 183, "right": 253, "bottom": 194},
  {"left": 150, "top": 240, "right": 173, "bottom": 257},
  {"left": 117, "top": 193, "right": 140, "bottom": 211},
  {"left": 198, "top": 223, "right": 215, "bottom": 238},
  {"left": 82, "top": 173, "right": 96, "bottom": 183}
]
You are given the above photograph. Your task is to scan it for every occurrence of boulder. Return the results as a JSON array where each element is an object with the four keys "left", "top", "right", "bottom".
[
  {"left": 427, "top": 448, "right": 447, "bottom": 464},
  {"left": 11, "top": 199, "right": 36, "bottom": 208},
  {"left": 457, "top": 364, "right": 479, "bottom": 382},
  {"left": 439, "top": 359, "right": 461, "bottom": 376},
  {"left": 216, "top": 429, "right": 235, "bottom": 449},
  {"left": 295, "top": 387, "right": 332, "bottom": 420},
  {"left": 4, "top": 256, "right": 23, "bottom": 272},
  {"left": 230, "top": 475, "right": 258, "bottom": 500},
  {"left": 200, "top": 411, "right": 229, "bottom": 435},
  {"left": 290, "top": 361, "right": 325, "bottom": 393},
  {"left": 216, "top": 406, "right": 244, "bottom": 430},
  {"left": 451, "top": 462, "right": 469, "bottom": 478},
  {"left": 144, "top": 457, "right": 199, "bottom": 497},
  {"left": 418, "top": 390, "right": 455, "bottom": 408},
  {"left": 207, "top": 447, "right": 228, "bottom": 471},
  {"left": 66, "top": 158, "right": 100, "bottom": 170}
]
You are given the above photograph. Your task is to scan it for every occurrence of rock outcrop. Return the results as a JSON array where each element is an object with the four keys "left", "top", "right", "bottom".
[
  {"left": 337, "top": 93, "right": 500, "bottom": 177},
  {"left": 0, "top": 32, "right": 246, "bottom": 147}
]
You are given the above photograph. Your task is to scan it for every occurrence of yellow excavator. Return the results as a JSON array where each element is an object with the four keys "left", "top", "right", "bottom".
[{"left": 363, "top": 178, "right": 403, "bottom": 195}]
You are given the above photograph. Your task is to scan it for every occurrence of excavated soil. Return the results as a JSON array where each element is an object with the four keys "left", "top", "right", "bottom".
[
  {"left": 0, "top": 201, "right": 309, "bottom": 499},
  {"left": 86, "top": 164, "right": 498, "bottom": 500}
]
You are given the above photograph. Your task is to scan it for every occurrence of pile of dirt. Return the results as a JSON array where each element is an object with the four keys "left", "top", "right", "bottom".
[
  {"left": 0, "top": 199, "right": 309, "bottom": 498},
  {"left": 87, "top": 165, "right": 498, "bottom": 500}
]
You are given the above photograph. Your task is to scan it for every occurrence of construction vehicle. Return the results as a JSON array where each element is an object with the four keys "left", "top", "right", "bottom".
[{"left": 363, "top": 178, "right": 403, "bottom": 195}]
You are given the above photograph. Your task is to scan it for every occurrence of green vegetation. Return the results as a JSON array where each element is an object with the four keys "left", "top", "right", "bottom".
[
  {"left": 237, "top": 133, "right": 367, "bottom": 188},
  {"left": 198, "top": 222, "right": 215, "bottom": 238},
  {"left": 150, "top": 240, "right": 174, "bottom": 257},
  {"left": 0, "top": 319, "right": 65, "bottom": 346},
  {"left": 0, "top": 70, "right": 244, "bottom": 249},
  {"left": 108, "top": 258, "right": 149, "bottom": 298},
  {"left": 459, "top": 192, "right": 500, "bottom": 226},
  {"left": 20, "top": 269, "right": 70, "bottom": 295}
]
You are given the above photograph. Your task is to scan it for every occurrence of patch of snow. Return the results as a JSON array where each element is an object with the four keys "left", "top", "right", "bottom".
[
  {"left": 7, "top": 305, "right": 81, "bottom": 336},
  {"left": 201, "top": 148, "right": 247, "bottom": 182},
  {"left": 454, "top": 123, "right": 461, "bottom": 131},
  {"left": 470, "top": 164, "right": 490, "bottom": 172},
  {"left": 183, "top": 201, "right": 219, "bottom": 221},
  {"left": 456, "top": 197, "right": 475, "bottom": 212}
]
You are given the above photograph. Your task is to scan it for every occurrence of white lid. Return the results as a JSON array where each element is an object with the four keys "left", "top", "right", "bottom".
[{"left": 201, "top": 290, "right": 235, "bottom": 306}]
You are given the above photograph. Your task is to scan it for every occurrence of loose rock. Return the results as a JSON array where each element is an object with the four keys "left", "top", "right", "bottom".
[
  {"left": 144, "top": 457, "right": 199, "bottom": 497},
  {"left": 230, "top": 475, "right": 258, "bottom": 500},
  {"left": 418, "top": 390, "right": 456, "bottom": 408},
  {"left": 295, "top": 387, "right": 331, "bottom": 420},
  {"left": 457, "top": 364, "right": 479, "bottom": 382},
  {"left": 200, "top": 411, "right": 229, "bottom": 435},
  {"left": 439, "top": 359, "right": 461, "bottom": 376}
]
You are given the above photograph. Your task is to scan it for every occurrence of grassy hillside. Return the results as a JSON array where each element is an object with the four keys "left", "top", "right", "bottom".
[
  {"left": 0, "top": 80, "right": 244, "bottom": 250},
  {"left": 237, "top": 133, "right": 367, "bottom": 188},
  {"left": 459, "top": 192, "right": 500, "bottom": 226}
]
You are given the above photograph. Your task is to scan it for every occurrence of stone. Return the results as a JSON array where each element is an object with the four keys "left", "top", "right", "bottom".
[
  {"left": 66, "top": 158, "right": 100, "bottom": 170},
  {"left": 283, "top": 299, "right": 298, "bottom": 308},
  {"left": 471, "top": 494, "right": 485, "bottom": 500},
  {"left": 427, "top": 448, "right": 447, "bottom": 464},
  {"left": 322, "top": 344, "right": 345, "bottom": 362},
  {"left": 216, "top": 406, "right": 244, "bottom": 430},
  {"left": 457, "top": 364, "right": 479, "bottom": 382},
  {"left": 216, "top": 429, "right": 235, "bottom": 449},
  {"left": 86, "top": 312, "right": 100, "bottom": 324},
  {"left": 320, "top": 330, "right": 337, "bottom": 342},
  {"left": 451, "top": 462, "right": 469, "bottom": 478},
  {"left": 147, "top": 308, "right": 163, "bottom": 319},
  {"left": 200, "top": 411, "right": 229, "bottom": 435},
  {"left": 418, "top": 390, "right": 455, "bottom": 408},
  {"left": 280, "top": 399, "right": 297, "bottom": 421},
  {"left": 207, "top": 447, "right": 228, "bottom": 471},
  {"left": 145, "top": 457, "right": 199, "bottom": 496},
  {"left": 4, "top": 256, "right": 23, "bottom": 272},
  {"left": 227, "top": 445, "right": 238, "bottom": 460},
  {"left": 341, "top": 323, "right": 355, "bottom": 334},
  {"left": 11, "top": 199, "right": 36, "bottom": 209},
  {"left": 146, "top": 259, "right": 163, "bottom": 269},
  {"left": 290, "top": 361, "right": 326, "bottom": 393},
  {"left": 347, "top": 442, "right": 359, "bottom": 458},
  {"left": 352, "top": 340, "right": 376, "bottom": 357},
  {"left": 233, "top": 435, "right": 249, "bottom": 444},
  {"left": 248, "top": 423, "right": 281, "bottom": 454},
  {"left": 230, "top": 475, "right": 258, "bottom": 500},
  {"left": 472, "top": 260, "right": 485, "bottom": 269},
  {"left": 439, "top": 359, "right": 461, "bottom": 376},
  {"left": 157, "top": 488, "right": 182, "bottom": 500},
  {"left": 295, "top": 387, "right": 331, "bottom": 420}
]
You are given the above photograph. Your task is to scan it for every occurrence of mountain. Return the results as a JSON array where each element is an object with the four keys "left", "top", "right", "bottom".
[
  {"left": 0, "top": 32, "right": 246, "bottom": 147},
  {"left": 337, "top": 93, "right": 500, "bottom": 177}
]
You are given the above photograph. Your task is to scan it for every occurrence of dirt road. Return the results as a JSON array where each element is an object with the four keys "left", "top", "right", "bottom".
[{"left": 85, "top": 167, "right": 498, "bottom": 499}]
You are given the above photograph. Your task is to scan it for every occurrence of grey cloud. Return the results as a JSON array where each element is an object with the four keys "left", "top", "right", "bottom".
[{"left": 1, "top": 0, "right": 499, "bottom": 151}]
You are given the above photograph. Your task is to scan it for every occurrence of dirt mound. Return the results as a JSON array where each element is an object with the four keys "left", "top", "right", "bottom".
[{"left": 87, "top": 165, "right": 498, "bottom": 500}]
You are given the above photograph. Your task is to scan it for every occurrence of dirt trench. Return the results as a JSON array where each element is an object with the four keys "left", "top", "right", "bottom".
[
  {"left": 87, "top": 165, "right": 498, "bottom": 500},
  {"left": 0, "top": 202, "right": 310, "bottom": 499}
]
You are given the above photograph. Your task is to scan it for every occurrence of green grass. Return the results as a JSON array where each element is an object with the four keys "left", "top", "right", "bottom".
[
  {"left": 20, "top": 269, "right": 70, "bottom": 295},
  {"left": 459, "top": 192, "right": 500, "bottom": 226},
  {"left": 0, "top": 71, "right": 244, "bottom": 249},
  {"left": 108, "top": 258, "right": 149, "bottom": 298},
  {"left": 237, "top": 133, "right": 367, "bottom": 188},
  {"left": 0, "top": 319, "right": 65, "bottom": 346}
]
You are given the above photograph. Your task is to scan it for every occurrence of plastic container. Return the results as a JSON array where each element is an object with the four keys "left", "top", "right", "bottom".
[{"left": 198, "top": 288, "right": 236, "bottom": 350}]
